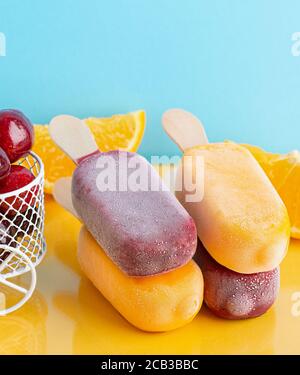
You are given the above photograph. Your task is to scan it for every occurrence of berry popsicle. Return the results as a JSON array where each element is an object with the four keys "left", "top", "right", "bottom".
[
  {"left": 194, "top": 241, "right": 279, "bottom": 319},
  {"left": 49, "top": 115, "right": 197, "bottom": 276},
  {"left": 162, "top": 109, "right": 290, "bottom": 274}
]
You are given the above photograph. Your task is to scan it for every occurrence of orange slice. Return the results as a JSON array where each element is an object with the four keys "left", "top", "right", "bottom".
[
  {"left": 241, "top": 144, "right": 276, "bottom": 173},
  {"left": 33, "top": 111, "right": 145, "bottom": 194},
  {"left": 267, "top": 151, "right": 300, "bottom": 239},
  {"left": 243, "top": 144, "right": 300, "bottom": 239}
]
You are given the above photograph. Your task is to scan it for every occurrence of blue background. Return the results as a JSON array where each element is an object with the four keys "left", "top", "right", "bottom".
[{"left": 0, "top": 0, "right": 299, "bottom": 158}]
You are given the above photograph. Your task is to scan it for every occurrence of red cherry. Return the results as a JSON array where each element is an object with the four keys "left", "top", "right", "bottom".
[
  {"left": 0, "top": 165, "right": 36, "bottom": 216},
  {"left": 0, "top": 109, "right": 34, "bottom": 163},
  {"left": 0, "top": 147, "right": 10, "bottom": 180}
]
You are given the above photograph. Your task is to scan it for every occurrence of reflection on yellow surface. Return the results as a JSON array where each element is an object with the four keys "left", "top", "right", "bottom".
[
  {"left": 0, "top": 291, "right": 47, "bottom": 354},
  {"left": 53, "top": 277, "right": 277, "bottom": 355},
  {"left": 274, "top": 240, "right": 300, "bottom": 353},
  {"left": 44, "top": 195, "right": 81, "bottom": 274},
  {"left": 0, "top": 196, "right": 300, "bottom": 354}
]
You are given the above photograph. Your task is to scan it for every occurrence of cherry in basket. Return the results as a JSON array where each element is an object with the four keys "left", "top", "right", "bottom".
[
  {"left": 0, "top": 147, "right": 10, "bottom": 180},
  {"left": 0, "top": 165, "right": 36, "bottom": 216},
  {"left": 0, "top": 109, "right": 34, "bottom": 163}
]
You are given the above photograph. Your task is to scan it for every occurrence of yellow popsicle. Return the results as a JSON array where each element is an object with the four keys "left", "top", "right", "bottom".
[
  {"left": 78, "top": 226, "right": 204, "bottom": 332},
  {"left": 176, "top": 142, "right": 290, "bottom": 274}
]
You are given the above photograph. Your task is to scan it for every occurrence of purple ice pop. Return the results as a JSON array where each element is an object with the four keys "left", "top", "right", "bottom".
[
  {"left": 72, "top": 150, "right": 197, "bottom": 276},
  {"left": 194, "top": 241, "right": 280, "bottom": 319},
  {"left": 49, "top": 115, "right": 197, "bottom": 277}
]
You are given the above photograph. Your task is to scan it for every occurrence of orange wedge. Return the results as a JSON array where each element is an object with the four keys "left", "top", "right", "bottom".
[
  {"left": 241, "top": 144, "right": 276, "bottom": 173},
  {"left": 267, "top": 151, "right": 300, "bottom": 239},
  {"left": 33, "top": 111, "right": 146, "bottom": 194},
  {"left": 243, "top": 144, "right": 300, "bottom": 239}
]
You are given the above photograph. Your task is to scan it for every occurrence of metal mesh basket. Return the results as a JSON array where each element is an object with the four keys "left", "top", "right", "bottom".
[{"left": 0, "top": 152, "right": 46, "bottom": 315}]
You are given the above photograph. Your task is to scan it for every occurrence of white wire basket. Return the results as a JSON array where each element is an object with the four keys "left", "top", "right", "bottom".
[{"left": 0, "top": 152, "right": 46, "bottom": 315}]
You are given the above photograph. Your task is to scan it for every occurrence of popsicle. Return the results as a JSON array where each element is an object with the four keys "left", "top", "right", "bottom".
[
  {"left": 162, "top": 109, "right": 290, "bottom": 274},
  {"left": 194, "top": 241, "right": 279, "bottom": 319},
  {"left": 49, "top": 115, "right": 197, "bottom": 276},
  {"left": 53, "top": 177, "right": 204, "bottom": 332}
]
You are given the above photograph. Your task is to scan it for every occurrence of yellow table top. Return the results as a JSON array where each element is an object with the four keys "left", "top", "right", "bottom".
[{"left": 0, "top": 195, "right": 300, "bottom": 355}]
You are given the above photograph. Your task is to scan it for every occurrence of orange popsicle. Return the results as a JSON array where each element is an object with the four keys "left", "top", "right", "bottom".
[
  {"left": 163, "top": 109, "right": 290, "bottom": 274},
  {"left": 78, "top": 226, "right": 204, "bottom": 332}
]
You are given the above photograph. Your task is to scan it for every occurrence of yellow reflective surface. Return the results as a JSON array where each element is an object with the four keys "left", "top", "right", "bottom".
[{"left": 0, "top": 195, "right": 300, "bottom": 354}]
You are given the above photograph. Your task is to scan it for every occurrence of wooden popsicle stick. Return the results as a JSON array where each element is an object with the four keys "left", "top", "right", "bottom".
[
  {"left": 49, "top": 115, "right": 100, "bottom": 164},
  {"left": 53, "top": 177, "right": 81, "bottom": 221},
  {"left": 162, "top": 109, "right": 209, "bottom": 151}
]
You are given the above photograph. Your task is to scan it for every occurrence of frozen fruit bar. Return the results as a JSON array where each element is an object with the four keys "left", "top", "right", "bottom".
[
  {"left": 78, "top": 226, "right": 203, "bottom": 331},
  {"left": 72, "top": 150, "right": 197, "bottom": 276},
  {"left": 176, "top": 142, "right": 290, "bottom": 274},
  {"left": 194, "top": 241, "right": 280, "bottom": 319}
]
